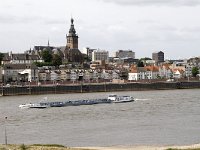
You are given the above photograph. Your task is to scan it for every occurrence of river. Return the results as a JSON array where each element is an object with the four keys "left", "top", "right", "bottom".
[{"left": 0, "top": 89, "right": 200, "bottom": 147}]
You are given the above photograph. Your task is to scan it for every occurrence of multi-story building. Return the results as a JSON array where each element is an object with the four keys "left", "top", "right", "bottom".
[
  {"left": 128, "top": 67, "right": 146, "bottom": 81},
  {"left": 152, "top": 51, "right": 164, "bottom": 63},
  {"left": 101, "top": 71, "right": 111, "bottom": 80},
  {"left": 186, "top": 57, "right": 200, "bottom": 77},
  {"left": 116, "top": 50, "right": 135, "bottom": 59},
  {"left": 144, "top": 66, "right": 159, "bottom": 79},
  {"left": 84, "top": 70, "right": 92, "bottom": 81},
  {"left": 0, "top": 67, "right": 2, "bottom": 83},
  {"left": 159, "top": 64, "right": 172, "bottom": 79},
  {"left": 38, "top": 71, "right": 47, "bottom": 81},
  {"left": 92, "top": 50, "right": 109, "bottom": 63},
  {"left": 170, "top": 60, "right": 186, "bottom": 75},
  {"left": 2, "top": 52, "right": 43, "bottom": 65},
  {"left": 50, "top": 71, "right": 61, "bottom": 81},
  {"left": 92, "top": 70, "right": 100, "bottom": 81},
  {"left": 128, "top": 65, "right": 159, "bottom": 81},
  {"left": 111, "top": 71, "right": 120, "bottom": 79},
  {"left": 2, "top": 64, "right": 38, "bottom": 83},
  {"left": 82, "top": 47, "right": 96, "bottom": 61},
  {"left": 185, "top": 64, "right": 193, "bottom": 77},
  {"left": 70, "top": 70, "right": 78, "bottom": 81},
  {"left": 173, "top": 69, "right": 184, "bottom": 79},
  {"left": 60, "top": 70, "right": 68, "bottom": 81}
]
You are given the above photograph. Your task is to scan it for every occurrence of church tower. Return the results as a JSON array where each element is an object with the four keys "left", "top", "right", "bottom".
[
  {"left": 65, "top": 18, "right": 83, "bottom": 63},
  {"left": 66, "top": 18, "right": 78, "bottom": 49}
]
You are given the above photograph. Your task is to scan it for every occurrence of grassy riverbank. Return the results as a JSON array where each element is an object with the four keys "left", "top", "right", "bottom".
[
  {"left": 0, "top": 144, "right": 90, "bottom": 150},
  {"left": 1, "top": 144, "right": 200, "bottom": 150}
]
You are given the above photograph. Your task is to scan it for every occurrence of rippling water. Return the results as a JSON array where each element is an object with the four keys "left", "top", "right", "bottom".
[{"left": 0, "top": 89, "right": 200, "bottom": 147}]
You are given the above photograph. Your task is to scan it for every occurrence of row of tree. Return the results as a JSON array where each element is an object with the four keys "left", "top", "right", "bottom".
[
  {"left": 34, "top": 49, "right": 62, "bottom": 67},
  {"left": 192, "top": 67, "right": 199, "bottom": 77}
]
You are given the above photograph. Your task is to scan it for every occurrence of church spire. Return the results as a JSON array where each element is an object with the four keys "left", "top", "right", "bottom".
[
  {"left": 47, "top": 39, "right": 50, "bottom": 47},
  {"left": 71, "top": 17, "right": 74, "bottom": 25},
  {"left": 69, "top": 17, "right": 76, "bottom": 35}
]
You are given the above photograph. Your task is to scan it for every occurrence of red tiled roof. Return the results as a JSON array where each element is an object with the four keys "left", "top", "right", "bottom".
[
  {"left": 172, "top": 68, "right": 184, "bottom": 74},
  {"left": 144, "top": 66, "right": 159, "bottom": 72}
]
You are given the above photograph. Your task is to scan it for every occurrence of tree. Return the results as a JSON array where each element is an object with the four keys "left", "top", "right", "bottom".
[
  {"left": 33, "top": 62, "right": 53, "bottom": 67},
  {"left": 137, "top": 60, "right": 144, "bottom": 67},
  {"left": 41, "top": 49, "right": 52, "bottom": 62},
  {"left": 52, "top": 54, "right": 62, "bottom": 67},
  {"left": 140, "top": 57, "right": 152, "bottom": 61},
  {"left": 118, "top": 69, "right": 128, "bottom": 80},
  {"left": 192, "top": 67, "right": 199, "bottom": 77}
]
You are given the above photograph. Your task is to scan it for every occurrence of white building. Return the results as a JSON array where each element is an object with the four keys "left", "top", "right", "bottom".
[
  {"left": 38, "top": 72, "right": 47, "bottom": 81},
  {"left": 116, "top": 50, "right": 135, "bottom": 59},
  {"left": 82, "top": 47, "right": 96, "bottom": 60},
  {"left": 92, "top": 50, "right": 109, "bottom": 63},
  {"left": 84, "top": 70, "right": 92, "bottom": 81},
  {"left": 128, "top": 66, "right": 159, "bottom": 81},
  {"left": 185, "top": 64, "right": 193, "bottom": 77},
  {"left": 173, "top": 69, "right": 184, "bottom": 79},
  {"left": 111, "top": 71, "right": 119, "bottom": 79},
  {"left": 159, "top": 65, "right": 172, "bottom": 79},
  {"left": 50, "top": 71, "right": 60, "bottom": 81},
  {"left": 60, "top": 70, "right": 69, "bottom": 81},
  {"left": 70, "top": 70, "right": 78, "bottom": 81},
  {"left": 2, "top": 64, "right": 38, "bottom": 83},
  {"left": 128, "top": 71, "right": 146, "bottom": 81},
  {"left": 92, "top": 70, "right": 99, "bottom": 81}
]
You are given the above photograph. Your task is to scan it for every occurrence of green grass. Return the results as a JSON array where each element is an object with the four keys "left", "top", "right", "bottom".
[
  {"left": 0, "top": 144, "right": 82, "bottom": 150},
  {"left": 20, "top": 144, "right": 27, "bottom": 150}
]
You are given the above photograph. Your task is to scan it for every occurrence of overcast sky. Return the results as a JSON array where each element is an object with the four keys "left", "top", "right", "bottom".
[{"left": 1, "top": 0, "right": 200, "bottom": 59}]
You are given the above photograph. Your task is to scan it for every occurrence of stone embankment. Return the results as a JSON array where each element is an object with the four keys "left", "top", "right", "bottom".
[{"left": 1, "top": 81, "right": 200, "bottom": 96}]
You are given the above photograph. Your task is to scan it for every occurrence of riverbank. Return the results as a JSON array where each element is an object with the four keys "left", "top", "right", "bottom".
[
  {"left": 1, "top": 81, "right": 200, "bottom": 96},
  {"left": 77, "top": 144, "right": 200, "bottom": 150},
  {"left": 1, "top": 144, "right": 200, "bottom": 150}
]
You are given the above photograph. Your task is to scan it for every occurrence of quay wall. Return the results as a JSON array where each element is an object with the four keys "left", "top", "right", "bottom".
[{"left": 1, "top": 81, "right": 200, "bottom": 96}]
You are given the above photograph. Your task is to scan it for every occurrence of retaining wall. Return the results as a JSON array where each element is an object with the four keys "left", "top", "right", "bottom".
[{"left": 1, "top": 81, "right": 200, "bottom": 96}]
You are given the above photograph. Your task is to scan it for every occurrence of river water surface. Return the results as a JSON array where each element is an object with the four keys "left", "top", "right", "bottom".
[{"left": 0, "top": 89, "right": 200, "bottom": 147}]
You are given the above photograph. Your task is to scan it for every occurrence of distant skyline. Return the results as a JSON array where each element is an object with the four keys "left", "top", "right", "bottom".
[{"left": 0, "top": 0, "right": 200, "bottom": 59}]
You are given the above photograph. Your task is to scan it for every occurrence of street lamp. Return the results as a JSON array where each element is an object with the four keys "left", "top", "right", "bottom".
[
  {"left": 5, "top": 116, "right": 7, "bottom": 145},
  {"left": 1, "top": 83, "right": 3, "bottom": 96},
  {"left": 28, "top": 81, "right": 31, "bottom": 95}
]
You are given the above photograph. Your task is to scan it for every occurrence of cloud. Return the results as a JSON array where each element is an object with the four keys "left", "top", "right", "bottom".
[
  {"left": 44, "top": 19, "right": 66, "bottom": 25},
  {"left": 0, "top": 14, "right": 42, "bottom": 24},
  {"left": 100, "top": 0, "right": 200, "bottom": 6},
  {"left": 0, "top": 15, "right": 17, "bottom": 24},
  {"left": 0, "top": 14, "right": 65, "bottom": 25}
]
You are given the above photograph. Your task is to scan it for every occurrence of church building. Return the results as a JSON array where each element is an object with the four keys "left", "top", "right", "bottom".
[{"left": 25, "top": 18, "right": 83, "bottom": 64}]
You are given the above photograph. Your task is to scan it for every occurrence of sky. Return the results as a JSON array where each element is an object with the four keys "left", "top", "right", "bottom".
[{"left": 0, "top": 0, "right": 200, "bottom": 59}]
